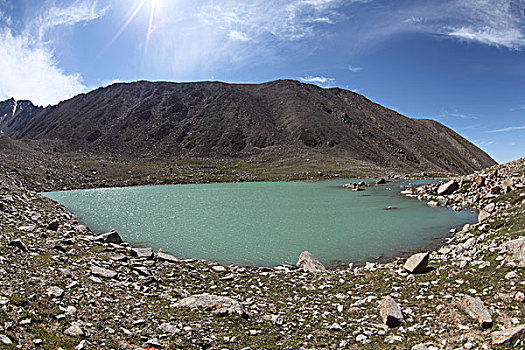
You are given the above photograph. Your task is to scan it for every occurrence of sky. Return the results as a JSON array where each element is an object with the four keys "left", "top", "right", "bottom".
[{"left": 0, "top": 0, "right": 524, "bottom": 163}]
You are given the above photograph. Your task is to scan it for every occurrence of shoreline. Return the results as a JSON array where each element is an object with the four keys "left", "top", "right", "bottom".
[{"left": 42, "top": 178, "right": 480, "bottom": 271}]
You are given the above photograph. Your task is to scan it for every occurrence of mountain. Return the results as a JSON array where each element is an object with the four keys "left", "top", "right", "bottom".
[
  {"left": 0, "top": 98, "right": 43, "bottom": 136},
  {"left": 4, "top": 80, "right": 496, "bottom": 174}
]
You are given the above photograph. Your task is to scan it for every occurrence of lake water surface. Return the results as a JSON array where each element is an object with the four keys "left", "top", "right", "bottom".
[{"left": 43, "top": 180, "right": 476, "bottom": 267}]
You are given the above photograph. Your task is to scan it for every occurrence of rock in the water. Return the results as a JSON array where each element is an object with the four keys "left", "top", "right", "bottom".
[
  {"left": 95, "top": 230, "right": 123, "bottom": 244},
  {"left": 296, "top": 251, "right": 326, "bottom": 273},
  {"left": 427, "top": 200, "right": 439, "bottom": 207},
  {"left": 375, "top": 178, "right": 386, "bottom": 184},
  {"left": 504, "top": 237, "right": 525, "bottom": 268},
  {"left": 90, "top": 266, "right": 117, "bottom": 279},
  {"left": 131, "top": 247, "right": 154, "bottom": 259},
  {"left": 380, "top": 295, "right": 405, "bottom": 327},
  {"left": 460, "top": 295, "right": 493, "bottom": 329},
  {"left": 492, "top": 324, "right": 525, "bottom": 346},
  {"left": 403, "top": 252, "right": 429, "bottom": 274},
  {"left": 175, "top": 293, "right": 245, "bottom": 316},
  {"left": 437, "top": 180, "right": 459, "bottom": 195},
  {"left": 8, "top": 239, "right": 27, "bottom": 252},
  {"left": 65, "top": 324, "right": 84, "bottom": 337},
  {"left": 47, "top": 286, "right": 64, "bottom": 298}
]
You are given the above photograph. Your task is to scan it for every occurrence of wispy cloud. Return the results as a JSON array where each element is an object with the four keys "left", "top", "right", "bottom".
[
  {"left": 0, "top": 1, "right": 107, "bottom": 106},
  {"left": 488, "top": 126, "right": 525, "bottom": 133},
  {"left": 229, "top": 30, "right": 251, "bottom": 42},
  {"left": 437, "top": 109, "right": 478, "bottom": 120},
  {"left": 348, "top": 65, "right": 362, "bottom": 72},
  {"left": 299, "top": 75, "right": 336, "bottom": 86}
]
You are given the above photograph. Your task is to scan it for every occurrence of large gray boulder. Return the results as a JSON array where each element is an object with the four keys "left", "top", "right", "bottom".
[
  {"left": 174, "top": 293, "right": 245, "bottom": 316},
  {"left": 492, "top": 324, "right": 525, "bottom": 346},
  {"left": 156, "top": 249, "right": 178, "bottom": 263},
  {"left": 460, "top": 295, "right": 492, "bottom": 329},
  {"left": 403, "top": 252, "right": 429, "bottom": 274},
  {"left": 437, "top": 180, "right": 459, "bottom": 195},
  {"left": 296, "top": 251, "right": 326, "bottom": 273},
  {"left": 380, "top": 295, "right": 405, "bottom": 327}
]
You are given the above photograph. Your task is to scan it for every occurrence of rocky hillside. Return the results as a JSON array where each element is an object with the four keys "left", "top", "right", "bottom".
[
  {"left": 0, "top": 98, "right": 43, "bottom": 136},
  {"left": 5, "top": 80, "right": 495, "bottom": 174},
  {"left": 0, "top": 157, "right": 523, "bottom": 349}
]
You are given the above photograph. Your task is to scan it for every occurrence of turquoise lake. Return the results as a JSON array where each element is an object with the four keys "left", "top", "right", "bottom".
[{"left": 43, "top": 180, "right": 477, "bottom": 267}]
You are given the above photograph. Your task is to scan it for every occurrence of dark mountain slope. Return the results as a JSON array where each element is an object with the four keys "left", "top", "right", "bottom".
[
  {"left": 7, "top": 80, "right": 496, "bottom": 174},
  {"left": 0, "top": 98, "right": 43, "bottom": 135}
]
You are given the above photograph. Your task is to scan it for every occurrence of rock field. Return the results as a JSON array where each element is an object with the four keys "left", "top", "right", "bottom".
[{"left": 0, "top": 159, "right": 523, "bottom": 349}]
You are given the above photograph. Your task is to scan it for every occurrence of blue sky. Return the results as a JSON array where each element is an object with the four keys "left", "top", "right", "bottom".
[{"left": 0, "top": 0, "right": 523, "bottom": 163}]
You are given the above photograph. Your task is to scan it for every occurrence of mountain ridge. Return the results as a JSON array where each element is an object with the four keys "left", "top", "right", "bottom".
[{"left": 3, "top": 79, "right": 496, "bottom": 174}]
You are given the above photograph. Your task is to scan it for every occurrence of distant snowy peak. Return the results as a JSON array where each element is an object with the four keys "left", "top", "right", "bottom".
[{"left": 0, "top": 98, "right": 43, "bottom": 136}]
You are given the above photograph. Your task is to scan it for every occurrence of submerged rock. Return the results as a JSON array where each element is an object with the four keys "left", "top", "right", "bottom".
[
  {"left": 403, "top": 252, "right": 429, "bottom": 274},
  {"left": 296, "top": 251, "right": 326, "bottom": 273}
]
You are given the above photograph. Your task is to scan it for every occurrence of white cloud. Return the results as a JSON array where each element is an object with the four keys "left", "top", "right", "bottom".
[
  {"left": 299, "top": 75, "right": 336, "bottom": 85},
  {"left": 0, "top": 29, "right": 85, "bottom": 106},
  {"left": 0, "top": 1, "right": 107, "bottom": 106},
  {"left": 37, "top": 1, "right": 108, "bottom": 40},
  {"left": 229, "top": 30, "right": 250, "bottom": 42},
  {"left": 488, "top": 126, "right": 525, "bottom": 133},
  {"left": 348, "top": 65, "right": 362, "bottom": 72}
]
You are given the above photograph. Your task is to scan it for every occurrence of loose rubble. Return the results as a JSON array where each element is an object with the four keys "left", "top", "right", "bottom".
[{"left": 0, "top": 157, "right": 523, "bottom": 348}]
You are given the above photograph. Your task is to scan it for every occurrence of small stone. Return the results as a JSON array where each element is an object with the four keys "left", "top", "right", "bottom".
[
  {"left": 491, "top": 324, "right": 525, "bottom": 346},
  {"left": 156, "top": 250, "right": 178, "bottom": 263},
  {"left": 296, "top": 251, "right": 326, "bottom": 273},
  {"left": 75, "top": 340, "right": 87, "bottom": 350},
  {"left": 328, "top": 322, "right": 343, "bottom": 331},
  {"left": 131, "top": 247, "right": 154, "bottom": 259},
  {"left": 380, "top": 295, "right": 405, "bottom": 327},
  {"left": 8, "top": 239, "right": 27, "bottom": 252},
  {"left": 427, "top": 200, "right": 439, "bottom": 207},
  {"left": 505, "top": 271, "right": 518, "bottom": 279},
  {"left": 504, "top": 237, "right": 525, "bottom": 268},
  {"left": 212, "top": 265, "right": 226, "bottom": 272},
  {"left": 478, "top": 210, "right": 490, "bottom": 222},
  {"left": 0, "top": 334, "right": 12, "bottom": 345},
  {"left": 47, "top": 286, "right": 64, "bottom": 298},
  {"left": 403, "top": 252, "right": 429, "bottom": 274},
  {"left": 460, "top": 295, "right": 492, "bottom": 329},
  {"left": 515, "top": 291, "right": 524, "bottom": 303},
  {"left": 47, "top": 220, "right": 60, "bottom": 231},
  {"left": 159, "top": 323, "right": 178, "bottom": 335},
  {"left": 144, "top": 338, "right": 162, "bottom": 349},
  {"left": 175, "top": 293, "right": 245, "bottom": 316},
  {"left": 95, "top": 230, "right": 123, "bottom": 244},
  {"left": 356, "top": 334, "right": 368, "bottom": 343},
  {"left": 65, "top": 324, "right": 84, "bottom": 337},
  {"left": 90, "top": 266, "right": 117, "bottom": 279},
  {"left": 0, "top": 297, "right": 9, "bottom": 305}
]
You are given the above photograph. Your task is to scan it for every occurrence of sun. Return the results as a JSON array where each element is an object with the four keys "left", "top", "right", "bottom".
[{"left": 108, "top": 0, "right": 164, "bottom": 53}]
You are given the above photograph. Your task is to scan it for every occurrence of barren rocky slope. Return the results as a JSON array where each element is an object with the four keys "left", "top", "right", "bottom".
[
  {"left": 0, "top": 156, "right": 523, "bottom": 349},
  {"left": 5, "top": 80, "right": 495, "bottom": 174}
]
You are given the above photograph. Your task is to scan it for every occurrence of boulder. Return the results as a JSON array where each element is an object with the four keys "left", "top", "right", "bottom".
[
  {"left": 90, "top": 266, "right": 117, "bottom": 279},
  {"left": 95, "top": 230, "right": 123, "bottom": 244},
  {"left": 131, "top": 247, "right": 154, "bottom": 259},
  {"left": 460, "top": 295, "right": 492, "bottom": 329},
  {"left": 437, "top": 180, "right": 459, "bottom": 195},
  {"left": 492, "top": 324, "right": 525, "bottom": 346},
  {"left": 0, "top": 335, "right": 12, "bottom": 345},
  {"left": 296, "top": 251, "right": 326, "bottom": 273},
  {"left": 403, "top": 252, "right": 429, "bottom": 274},
  {"left": 375, "top": 178, "right": 386, "bottom": 184},
  {"left": 427, "top": 200, "right": 439, "bottom": 207},
  {"left": 504, "top": 237, "right": 525, "bottom": 268},
  {"left": 380, "top": 295, "right": 405, "bottom": 327},
  {"left": 174, "top": 293, "right": 245, "bottom": 316}
]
